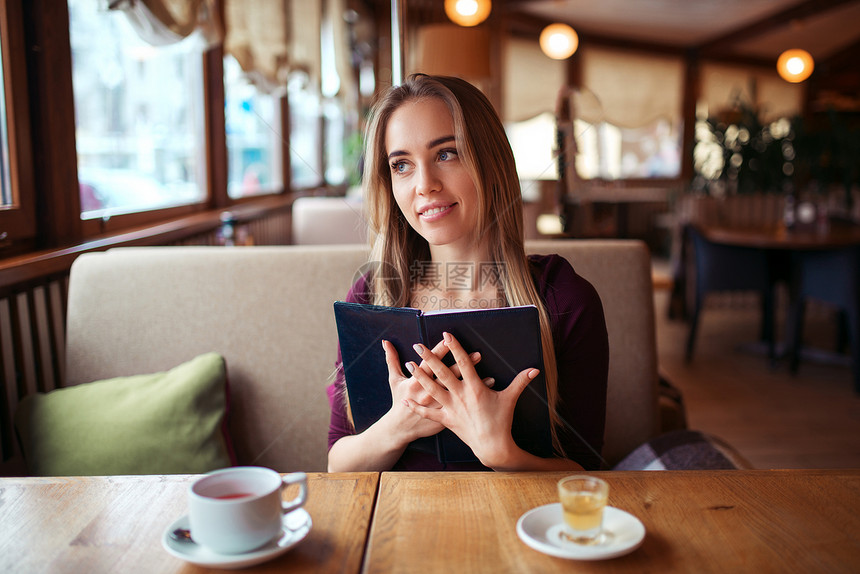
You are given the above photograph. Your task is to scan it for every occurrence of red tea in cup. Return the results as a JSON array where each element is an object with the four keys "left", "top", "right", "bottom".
[{"left": 214, "top": 493, "right": 253, "bottom": 500}]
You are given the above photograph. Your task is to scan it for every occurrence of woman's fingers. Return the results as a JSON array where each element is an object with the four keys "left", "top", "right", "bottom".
[
  {"left": 411, "top": 341, "right": 461, "bottom": 389},
  {"left": 440, "top": 332, "right": 482, "bottom": 385},
  {"left": 403, "top": 398, "right": 446, "bottom": 425},
  {"left": 384, "top": 338, "right": 473, "bottom": 383},
  {"left": 411, "top": 332, "right": 493, "bottom": 386},
  {"left": 505, "top": 368, "right": 540, "bottom": 401},
  {"left": 424, "top": 338, "right": 449, "bottom": 364},
  {"left": 385, "top": 339, "right": 449, "bottom": 406},
  {"left": 451, "top": 351, "right": 481, "bottom": 379},
  {"left": 406, "top": 356, "right": 454, "bottom": 407},
  {"left": 416, "top": 338, "right": 480, "bottom": 379},
  {"left": 382, "top": 339, "right": 406, "bottom": 381},
  {"left": 417, "top": 339, "right": 452, "bottom": 389},
  {"left": 410, "top": 333, "right": 528, "bottom": 395}
]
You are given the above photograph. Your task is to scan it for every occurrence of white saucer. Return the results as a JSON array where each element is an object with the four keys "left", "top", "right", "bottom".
[
  {"left": 516, "top": 503, "right": 645, "bottom": 560},
  {"left": 161, "top": 509, "right": 312, "bottom": 570}
]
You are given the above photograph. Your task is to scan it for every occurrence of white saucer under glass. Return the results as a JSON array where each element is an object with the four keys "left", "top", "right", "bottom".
[{"left": 516, "top": 503, "right": 645, "bottom": 560}]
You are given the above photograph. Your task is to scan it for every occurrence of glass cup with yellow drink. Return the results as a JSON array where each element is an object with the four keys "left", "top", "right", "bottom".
[{"left": 557, "top": 475, "right": 609, "bottom": 545}]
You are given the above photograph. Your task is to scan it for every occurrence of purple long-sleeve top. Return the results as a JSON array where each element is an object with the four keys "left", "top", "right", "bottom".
[{"left": 326, "top": 253, "right": 609, "bottom": 470}]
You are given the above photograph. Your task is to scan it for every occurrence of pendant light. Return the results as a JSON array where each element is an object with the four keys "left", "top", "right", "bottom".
[
  {"left": 540, "top": 23, "right": 579, "bottom": 60},
  {"left": 777, "top": 49, "right": 814, "bottom": 83},
  {"left": 444, "top": 0, "right": 491, "bottom": 27}
]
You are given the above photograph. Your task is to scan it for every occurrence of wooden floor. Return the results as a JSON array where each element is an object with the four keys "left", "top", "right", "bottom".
[{"left": 654, "top": 286, "right": 860, "bottom": 469}]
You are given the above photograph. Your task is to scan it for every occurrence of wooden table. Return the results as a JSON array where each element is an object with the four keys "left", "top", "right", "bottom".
[
  {"left": 366, "top": 470, "right": 860, "bottom": 573},
  {"left": 0, "top": 472, "right": 378, "bottom": 574},
  {"left": 3, "top": 470, "right": 860, "bottom": 573}
]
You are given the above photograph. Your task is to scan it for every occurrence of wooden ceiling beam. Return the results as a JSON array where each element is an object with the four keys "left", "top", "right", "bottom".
[
  {"left": 698, "top": 0, "right": 858, "bottom": 56},
  {"left": 819, "top": 36, "right": 860, "bottom": 70}
]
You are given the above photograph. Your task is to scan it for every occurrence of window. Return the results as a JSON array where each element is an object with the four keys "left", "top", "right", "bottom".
[
  {"left": 323, "top": 97, "right": 346, "bottom": 186},
  {"left": 574, "top": 118, "right": 682, "bottom": 180},
  {"left": 503, "top": 40, "right": 683, "bottom": 183},
  {"left": 506, "top": 112, "right": 558, "bottom": 201},
  {"left": 223, "top": 54, "right": 283, "bottom": 198},
  {"left": 288, "top": 73, "right": 323, "bottom": 189},
  {"left": 68, "top": 0, "right": 207, "bottom": 220},
  {"left": 578, "top": 47, "right": 684, "bottom": 180}
]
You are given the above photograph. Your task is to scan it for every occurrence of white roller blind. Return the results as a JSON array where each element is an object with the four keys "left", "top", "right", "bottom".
[
  {"left": 503, "top": 37, "right": 565, "bottom": 122},
  {"left": 328, "top": 0, "right": 354, "bottom": 99},
  {"left": 700, "top": 63, "right": 755, "bottom": 117},
  {"left": 755, "top": 72, "right": 803, "bottom": 122},
  {"left": 700, "top": 62, "right": 802, "bottom": 120},
  {"left": 291, "top": 0, "right": 321, "bottom": 88},
  {"left": 582, "top": 46, "right": 684, "bottom": 128},
  {"left": 224, "top": 0, "right": 289, "bottom": 89}
]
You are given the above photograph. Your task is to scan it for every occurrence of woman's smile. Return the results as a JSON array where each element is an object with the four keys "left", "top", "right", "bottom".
[{"left": 418, "top": 202, "right": 457, "bottom": 221}]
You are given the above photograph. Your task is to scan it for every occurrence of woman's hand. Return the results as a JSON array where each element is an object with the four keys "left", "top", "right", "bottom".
[
  {"left": 381, "top": 338, "right": 485, "bottom": 443},
  {"left": 381, "top": 338, "right": 447, "bottom": 441},
  {"left": 403, "top": 332, "right": 540, "bottom": 469},
  {"left": 327, "top": 337, "right": 483, "bottom": 472}
]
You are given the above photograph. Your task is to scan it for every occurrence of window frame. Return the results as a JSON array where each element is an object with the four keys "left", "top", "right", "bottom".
[
  {"left": 1, "top": 0, "right": 297, "bottom": 253},
  {"left": 70, "top": 7, "right": 228, "bottom": 238},
  {"left": 0, "top": 0, "right": 363, "bottom": 255},
  {"left": 0, "top": 0, "right": 36, "bottom": 249}
]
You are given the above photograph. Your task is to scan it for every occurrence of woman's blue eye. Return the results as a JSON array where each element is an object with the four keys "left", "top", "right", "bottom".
[
  {"left": 439, "top": 149, "right": 458, "bottom": 161},
  {"left": 391, "top": 161, "right": 406, "bottom": 173}
]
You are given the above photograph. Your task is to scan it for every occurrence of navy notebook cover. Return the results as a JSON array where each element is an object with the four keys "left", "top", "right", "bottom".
[{"left": 333, "top": 301, "right": 553, "bottom": 463}]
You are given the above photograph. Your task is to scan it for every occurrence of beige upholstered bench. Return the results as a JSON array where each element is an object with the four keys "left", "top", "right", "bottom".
[{"left": 60, "top": 240, "right": 663, "bottom": 472}]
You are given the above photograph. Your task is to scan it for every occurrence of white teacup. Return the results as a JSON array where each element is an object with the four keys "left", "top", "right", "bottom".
[{"left": 188, "top": 466, "right": 308, "bottom": 554}]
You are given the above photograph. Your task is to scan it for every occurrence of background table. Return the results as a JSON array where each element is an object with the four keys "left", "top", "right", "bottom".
[
  {"left": 0, "top": 472, "right": 377, "bottom": 574},
  {"left": 699, "top": 221, "right": 860, "bottom": 389},
  {"left": 365, "top": 470, "right": 860, "bottom": 573},
  {"left": 700, "top": 221, "right": 860, "bottom": 251}
]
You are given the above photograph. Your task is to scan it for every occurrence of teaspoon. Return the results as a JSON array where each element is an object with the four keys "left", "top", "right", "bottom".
[{"left": 170, "top": 528, "right": 195, "bottom": 543}]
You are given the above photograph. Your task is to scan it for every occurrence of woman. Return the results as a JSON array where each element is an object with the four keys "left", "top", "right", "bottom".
[{"left": 327, "top": 74, "right": 608, "bottom": 472}]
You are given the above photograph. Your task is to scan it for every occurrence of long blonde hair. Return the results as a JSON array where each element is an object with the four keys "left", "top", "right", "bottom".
[{"left": 361, "top": 74, "right": 564, "bottom": 454}]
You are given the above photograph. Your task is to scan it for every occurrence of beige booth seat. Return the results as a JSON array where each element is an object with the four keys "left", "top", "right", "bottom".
[
  {"left": 291, "top": 196, "right": 368, "bottom": 245},
  {"left": 65, "top": 240, "right": 659, "bottom": 471}
]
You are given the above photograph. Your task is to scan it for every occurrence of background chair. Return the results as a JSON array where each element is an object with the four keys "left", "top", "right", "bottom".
[
  {"left": 787, "top": 245, "right": 860, "bottom": 393},
  {"left": 291, "top": 196, "right": 368, "bottom": 245},
  {"left": 684, "top": 224, "right": 777, "bottom": 363}
]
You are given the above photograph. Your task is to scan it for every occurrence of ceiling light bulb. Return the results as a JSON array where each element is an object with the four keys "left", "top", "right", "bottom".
[
  {"left": 787, "top": 57, "right": 804, "bottom": 75},
  {"left": 458, "top": 0, "right": 477, "bottom": 17},
  {"left": 445, "top": 0, "right": 491, "bottom": 27},
  {"left": 777, "top": 49, "right": 814, "bottom": 83},
  {"left": 540, "top": 23, "right": 579, "bottom": 60}
]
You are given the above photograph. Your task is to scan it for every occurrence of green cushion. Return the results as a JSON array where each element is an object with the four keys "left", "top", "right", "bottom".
[{"left": 14, "top": 352, "right": 235, "bottom": 476}]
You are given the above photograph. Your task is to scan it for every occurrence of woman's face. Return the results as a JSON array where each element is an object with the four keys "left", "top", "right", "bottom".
[{"left": 385, "top": 97, "right": 480, "bottom": 252}]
